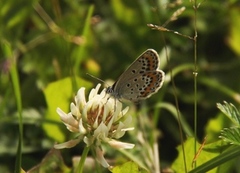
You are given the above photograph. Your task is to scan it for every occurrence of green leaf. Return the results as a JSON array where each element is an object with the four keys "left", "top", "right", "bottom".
[
  {"left": 217, "top": 101, "right": 240, "bottom": 126},
  {"left": 73, "top": 4, "right": 95, "bottom": 75},
  {"left": 4, "top": 39, "right": 23, "bottom": 173},
  {"left": 205, "top": 112, "right": 230, "bottom": 142},
  {"left": 172, "top": 138, "right": 219, "bottom": 173},
  {"left": 189, "top": 145, "right": 240, "bottom": 173},
  {"left": 228, "top": 7, "right": 240, "bottom": 56},
  {"left": 112, "top": 161, "right": 148, "bottom": 173},
  {"left": 220, "top": 127, "right": 240, "bottom": 145},
  {"left": 43, "top": 77, "right": 92, "bottom": 142}
]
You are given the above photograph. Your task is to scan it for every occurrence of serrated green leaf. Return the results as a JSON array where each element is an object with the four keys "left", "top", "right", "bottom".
[
  {"left": 217, "top": 101, "right": 240, "bottom": 126},
  {"left": 220, "top": 127, "right": 240, "bottom": 145}
]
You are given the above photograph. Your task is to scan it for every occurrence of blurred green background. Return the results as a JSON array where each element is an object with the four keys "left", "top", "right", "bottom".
[{"left": 1, "top": 0, "right": 240, "bottom": 172}]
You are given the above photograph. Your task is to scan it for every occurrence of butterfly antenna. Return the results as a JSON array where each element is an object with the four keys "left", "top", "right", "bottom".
[{"left": 86, "top": 73, "right": 106, "bottom": 84}]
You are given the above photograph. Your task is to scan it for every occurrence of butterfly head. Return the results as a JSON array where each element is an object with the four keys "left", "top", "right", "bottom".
[{"left": 105, "top": 84, "right": 122, "bottom": 100}]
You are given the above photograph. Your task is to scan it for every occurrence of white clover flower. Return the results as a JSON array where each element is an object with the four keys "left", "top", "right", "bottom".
[{"left": 54, "top": 83, "right": 135, "bottom": 168}]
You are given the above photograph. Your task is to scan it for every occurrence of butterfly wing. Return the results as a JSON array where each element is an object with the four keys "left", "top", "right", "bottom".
[
  {"left": 119, "top": 49, "right": 160, "bottom": 79},
  {"left": 119, "top": 70, "right": 165, "bottom": 102},
  {"left": 110, "top": 49, "right": 164, "bottom": 101}
]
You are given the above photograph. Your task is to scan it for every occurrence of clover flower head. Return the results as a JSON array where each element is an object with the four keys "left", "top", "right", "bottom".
[{"left": 54, "top": 83, "right": 134, "bottom": 168}]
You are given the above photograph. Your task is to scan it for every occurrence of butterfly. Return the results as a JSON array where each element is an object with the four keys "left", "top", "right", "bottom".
[{"left": 106, "top": 49, "right": 165, "bottom": 102}]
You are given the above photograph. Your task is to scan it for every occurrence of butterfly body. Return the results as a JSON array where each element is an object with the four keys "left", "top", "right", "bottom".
[{"left": 106, "top": 49, "right": 165, "bottom": 102}]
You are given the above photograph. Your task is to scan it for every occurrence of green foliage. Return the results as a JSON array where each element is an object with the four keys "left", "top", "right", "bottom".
[
  {"left": 220, "top": 127, "right": 240, "bottom": 145},
  {"left": 1, "top": 0, "right": 240, "bottom": 172},
  {"left": 217, "top": 101, "right": 240, "bottom": 125},
  {"left": 43, "top": 77, "right": 92, "bottom": 142},
  {"left": 172, "top": 138, "right": 219, "bottom": 173},
  {"left": 228, "top": 7, "right": 240, "bottom": 56},
  {"left": 185, "top": 101, "right": 240, "bottom": 172},
  {"left": 217, "top": 101, "right": 240, "bottom": 145},
  {"left": 112, "top": 161, "right": 148, "bottom": 173},
  {"left": 189, "top": 145, "right": 240, "bottom": 173}
]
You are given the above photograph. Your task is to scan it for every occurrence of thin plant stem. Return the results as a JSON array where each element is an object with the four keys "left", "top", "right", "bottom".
[
  {"left": 3, "top": 42, "right": 23, "bottom": 173},
  {"left": 193, "top": 0, "right": 199, "bottom": 169},
  {"left": 76, "top": 146, "right": 90, "bottom": 173},
  {"left": 148, "top": 1, "right": 188, "bottom": 171}
]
